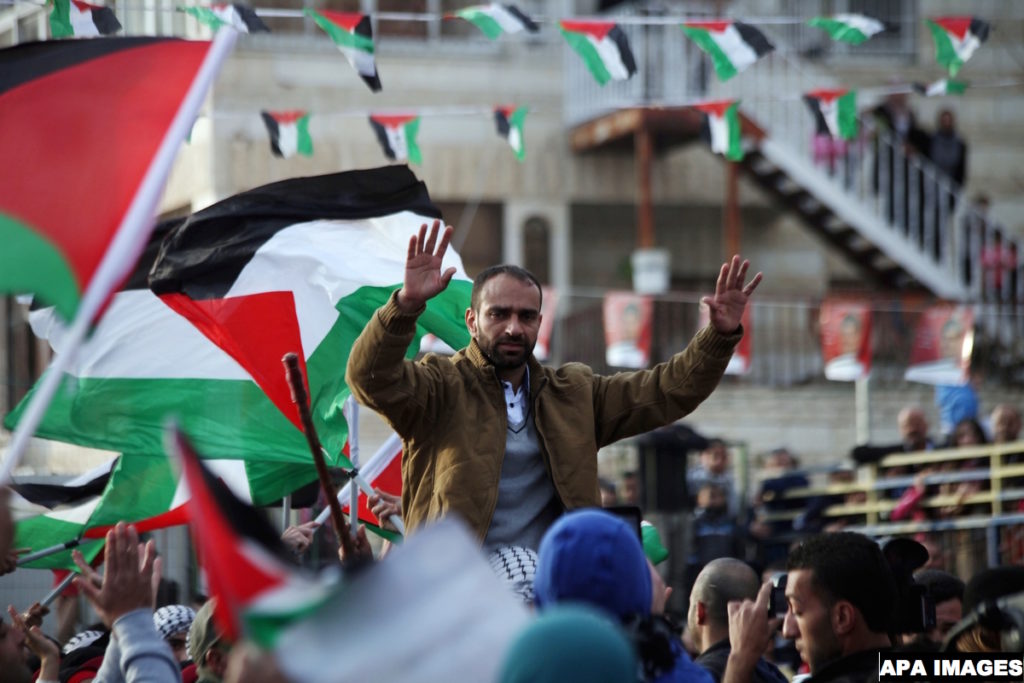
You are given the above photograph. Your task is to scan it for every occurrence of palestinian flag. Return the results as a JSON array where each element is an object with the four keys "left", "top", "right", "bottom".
[
  {"left": 914, "top": 79, "right": 969, "bottom": 97},
  {"left": 6, "top": 167, "right": 471, "bottom": 468},
  {"left": 369, "top": 115, "right": 422, "bottom": 164},
  {"left": 328, "top": 432, "right": 403, "bottom": 541},
  {"left": 494, "top": 105, "right": 527, "bottom": 161},
  {"left": 680, "top": 20, "right": 774, "bottom": 82},
  {"left": 452, "top": 4, "right": 538, "bottom": 40},
  {"left": 306, "top": 10, "right": 381, "bottom": 92},
  {"left": 807, "top": 14, "right": 884, "bottom": 45},
  {"left": 260, "top": 110, "right": 313, "bottom": 158},
  {"left": 49, "top": 0, "right": 121, "bottom": 38},
  {"left": 693, "top": 100, "right": 743, "bottom": 161},
  {"left": 926, "top": 16, "right": 989, "bottom": 76},
  {"left": 12, "top": 454, "right": 315, "bottom": 570},
  {"left": 0, "top": 38, "right": 219, "bottom": 323},
  {"left": 168, "top": 426, "right": 335, "bottom": 646},
  {"left": 558, "top": 20, "right": 636, "bottom": 86},
  {"left": 181, "top": 4, "right": 269, "bottom": 33},
  {"left": 804, "top": 89, "right": 858, "bottom": 140}
]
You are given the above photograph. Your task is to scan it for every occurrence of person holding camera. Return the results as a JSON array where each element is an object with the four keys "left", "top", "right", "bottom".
[{"left": 781, "top": 532, "right": 896, "bottom": 682}]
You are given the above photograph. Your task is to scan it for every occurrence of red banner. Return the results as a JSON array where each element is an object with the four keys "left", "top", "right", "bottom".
[
  {"left": 603, "top": 292, "right": 652, "bottom": 368},
  {"left": 820, "top": 298, "right": 872, "bottom": 381},
  {"left": 905, "top": 304, "right": 974, "bottom": 386}
]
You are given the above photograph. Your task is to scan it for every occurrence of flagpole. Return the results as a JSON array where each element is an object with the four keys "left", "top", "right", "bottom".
[
  {"left": 16, "top": 539, "right": 81, "bottom": 566},
  {"left": 41, "top": 571, "right": 78, "bottom": 607},
  {"left": 344, "top": 397, "right": 359, "bottom": 539},
  {"left": 0, "top": 28, "right": 238, "bottom": 485}
]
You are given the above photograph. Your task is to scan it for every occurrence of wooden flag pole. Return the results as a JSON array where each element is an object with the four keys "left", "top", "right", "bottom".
[{"left": 282, "top": 353, "right": 354, "bottom": 560}]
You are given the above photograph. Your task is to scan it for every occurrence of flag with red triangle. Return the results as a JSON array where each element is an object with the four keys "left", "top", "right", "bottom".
[
  {"left": 0, "top": 37, "right": 223, "bottom": 323},
  {"left": 926, "top": 16, "right": 989, "bottom": 76}
]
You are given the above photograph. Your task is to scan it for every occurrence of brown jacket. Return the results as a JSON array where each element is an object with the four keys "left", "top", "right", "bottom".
[{"left": 346, "top": 292, "right": 741, "bottom": 542}]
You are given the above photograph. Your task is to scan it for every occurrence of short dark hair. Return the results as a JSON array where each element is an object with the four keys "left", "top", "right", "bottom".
[
  {"left": 914, "top": 569, "right": 964, "bottom": 605},
  {"left": 787, "top": 532, "right": 897, "bottom": 633},
  {"left": 470, "top": 265, "right": 542, "bottom": 311}
]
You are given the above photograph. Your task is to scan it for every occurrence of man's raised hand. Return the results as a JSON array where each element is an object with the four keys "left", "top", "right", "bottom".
[
  {"left": 701, "top": 255, "right": 762, "bottom": 335},
  {"left": 396, "top": 220, "right": 456, "bottom": 313}
]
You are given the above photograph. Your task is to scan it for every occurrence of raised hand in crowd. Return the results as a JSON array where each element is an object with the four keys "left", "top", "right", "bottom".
[
  {"left": 7, "top": 605, "right": 59, "bottom": 682},
  {"left": 701, "top": 255, "right": 763, "bottom": 335},
  {"left": 0, "top": 548, "right": 29, "bottom": 576},
  {"left": 369, "top": 489, "right": 402, "bottom": 532},
  {"left": 17, "top": 601, "right": 49, "bottom": 629},
  {"left": 396, "top": 220, "right": 457, "bottom": 313},
  {"left": 281, "top": 521, "right": 319, "bottom": 555},
  {"left": 723, "top": 580, "right": 779, "bottom": 683},
  {"left": 71, "top": 523, "right": 159, "bottom": 627}
]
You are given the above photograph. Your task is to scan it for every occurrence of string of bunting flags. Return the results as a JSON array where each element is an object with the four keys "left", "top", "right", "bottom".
[
  {"left": 30, "top": 1, "right": 993, "bottom": 84},
  {"left": 25, "top": 1, "right": 1004, "bottom": 164}
]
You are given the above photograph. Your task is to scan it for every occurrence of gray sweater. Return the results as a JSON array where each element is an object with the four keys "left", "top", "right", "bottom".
[{"left": 94, "top": 609, "right": 181, "bottom": 683}]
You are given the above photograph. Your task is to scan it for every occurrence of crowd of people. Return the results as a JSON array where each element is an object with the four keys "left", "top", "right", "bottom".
[{"left": 1, "top": 222, "right": 1022, "bottom": 683}]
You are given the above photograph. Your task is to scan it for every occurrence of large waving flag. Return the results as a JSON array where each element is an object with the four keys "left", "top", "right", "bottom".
[
  {"left": 306, "top": 10, "right": 381, "bottom": 92},
  {"left": 681, "top": 20, "right": 774, "bottom": 82},
  {"left": 559, "top": 20, "right": 636, "bottom": 86},
  {"left": 261, "top": 110, "right": 313, "bottom": 158},
  {"left": 182, "top": 4, "right": 269, "bottom": 33},
  {"left": 369, "top": 115, "right": 423, "bottom": 164},
  {"left": 693, "top": 100, "right": 743, "bottom": 161},
  {"left": 926, "top": 16, "right": 989, "bottom": 76},
  {"left": 453, "top": 4, "right": 538, "bottom": 40},
  {"left": 49, "top": 0, "right": 121, "bottom": 37},
  {"left": 803, "top": 89, "right": 858, "bottom": 140},
  {"left": 808, "top": 14, "right": 884, "bottom": 45},
  {"left": 13, "top": 454, "right": 315, "bottom": 569},
  {"left": 0, "top": 37, "right": 225, "bottom": 323},
  {"left": 6, "top": 167, "right": 471, "bottom": 468}
]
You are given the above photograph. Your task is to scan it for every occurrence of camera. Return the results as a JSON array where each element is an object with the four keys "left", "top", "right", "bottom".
[
  {"left": 767, "top": 572, "right": 788, "bottom": 618},
  {"left": 882, "top": 538, "right": 936, "bottom": 633}
]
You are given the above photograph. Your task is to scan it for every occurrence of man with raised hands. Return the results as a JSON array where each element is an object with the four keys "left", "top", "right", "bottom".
[{"left": 347, "top": 220, "right": 761, "bottom": 550}]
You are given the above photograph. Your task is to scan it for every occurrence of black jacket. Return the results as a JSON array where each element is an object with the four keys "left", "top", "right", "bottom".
[{"left": 694, "top": 639, "right": 789, "bottom": 683}]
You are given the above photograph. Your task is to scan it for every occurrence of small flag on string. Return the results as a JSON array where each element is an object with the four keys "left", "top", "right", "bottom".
[
  {"left": 494, "top": 105, "right": 527, "bottom": 161},
  {"left": 807, "top": 14, "right": 884, "bottom": 45},
  {"left": 680, "top": 20, "right": 773, "bottom": 82},
  {"left": 261, "top": 110, "right": 313, "bottom": 158},
  {"left": 803, "top": 89, "right": 858, "bottom": 140},
  {"left": 49, "top": 0, "right": 121, "bottom": 38},
  {"left": 306, "top": 10, "right": 381, "bottom": 92},
  {"left": 559, "top": 20, "right": 636, "bottom": 86},
  {"left": 913, "top": 79, "right": 969, "bottom": 97},
  {"left": 369, "top": 114, "right": 422, "bottom": 164},
  {"left": 181, "top": 4, "right": 269, "bottom": 33},
  {"left": 692, "top": 100, "right": 743, "bottom": 161},
  {"left": 926, "top": 16, "right": 989, "bottom": 76},
  {"left": 453, "top": 4, "right": 538, "bottom": 40}
]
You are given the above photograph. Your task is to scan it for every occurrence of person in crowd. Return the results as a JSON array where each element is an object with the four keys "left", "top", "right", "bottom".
[
  {"left": 599, "top": 477, "right": 618, "bottom": 507},
  {"left": 990, "top": 404, "right": 1022, "bottom": 445},
  {"left": 960, "top": 193, "right": 991, "bottom": 287},
  {"left": 688, "top": 439, "right": 736, "bottom": 513},
  {"left": 188, "top": 599, "right": 231, "bottom": 683},
  {"left": 0, "top": 609, "right": 37, "bottom": 683},
  {"left": 688, "top": 558, "right": 787, "bottom": 683},
  {"left": 487, "top": 544, "right": 539, "bottom": 606},
  {"left": 906, "top": 569, "right": 964, "bottom": 648},
  {"left": 749, "top": 448, "right": 808, "bottom": 567},
  {"left": 621, "top": 471, "right": 642, "bottom": 507},
  {"left": 686, "top": 484, "right": 746, "bottom": 603},
  {"left": 346, "top": 221, "right": 760, "bottom": 550},
  {"left": 70, "top": 523, "right": 181, "bottom": 683},
  {"left": 952, "top": 566, "right": 1024, "bottom": 652},
  {"left": 534, "top": 508, "right": 713, "bottom": 683},
  {"left": 980, "top": 230, "right": 1018, "bottom": 302},
  {"left": 871, "top": 91, "right": 929, "bottom": 235},
  {"left": 498, "top": 604, "right": 638, "bottom": 683},
  {"left": 153, "top": 604, "right": 196, "bottom": 666},
  {"left": 927, "top": 108, "right": 968, "bottom": 247},
  {"left": 280, "top": 521, "right": 319, "bottom": 556},
  {"left": 781, "top": 532, "right": 896, "bottom": 682},
  {"left": 851, "top": 406, "right": 935, "bottom": 499}
]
